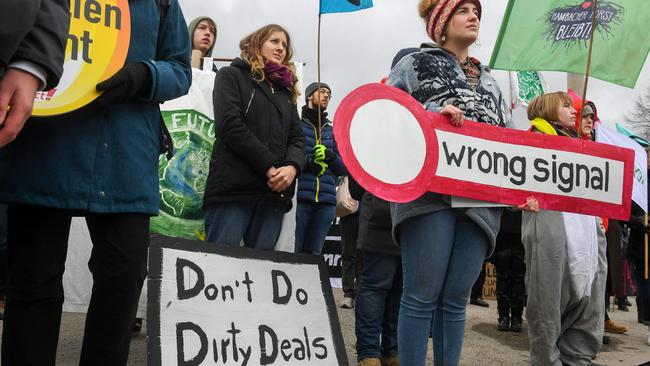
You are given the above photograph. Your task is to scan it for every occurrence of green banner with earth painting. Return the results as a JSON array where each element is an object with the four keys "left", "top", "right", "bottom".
[{"left": 150, "top": 69, "right": 216, "bottom": 240}]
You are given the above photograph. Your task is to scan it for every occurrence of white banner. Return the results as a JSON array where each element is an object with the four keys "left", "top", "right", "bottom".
[{"left": 596, "top": 123, "right": 648, "bottom": 212}]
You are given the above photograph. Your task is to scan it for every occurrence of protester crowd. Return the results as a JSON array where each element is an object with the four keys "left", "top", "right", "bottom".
[{"left": 0, "top": 0, "right": 649, "bottom": 365}]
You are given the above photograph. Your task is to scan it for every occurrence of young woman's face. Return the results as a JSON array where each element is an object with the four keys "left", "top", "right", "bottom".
[
  {"left": 261, "top": 31, "right": 288, "bottom": 64},
  {"left": 557, "top": 101, "right": 577, "bottom": 128},
  {"left": 193, "top": 20, "right": 215, "bottom": 54},
  {"left": 581, "top": 114, "right": 594, "bottom": 136},
  {"left": 446, "top": 2, "right": 480, "bottom": 45}
]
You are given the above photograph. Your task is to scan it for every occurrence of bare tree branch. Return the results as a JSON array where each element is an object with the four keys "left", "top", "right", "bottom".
[{"left": 626, "top": 86, "right": 650, "bottom": 140}]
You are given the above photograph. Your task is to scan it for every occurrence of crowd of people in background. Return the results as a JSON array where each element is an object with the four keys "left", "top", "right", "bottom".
[{"left": 0, "top": 0, "right": 649, "bottom": 365}]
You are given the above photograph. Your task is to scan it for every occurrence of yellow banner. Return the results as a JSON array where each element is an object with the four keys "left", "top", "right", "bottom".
[{"left": 33, "top": 0, "right": 131, "bottom": 116}]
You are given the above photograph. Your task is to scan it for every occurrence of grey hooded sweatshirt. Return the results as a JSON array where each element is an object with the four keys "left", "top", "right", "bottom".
[{"left": 188, "top": 16, "right": 217, "bottom": 57}]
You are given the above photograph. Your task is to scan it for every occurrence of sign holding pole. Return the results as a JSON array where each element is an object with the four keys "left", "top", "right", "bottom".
[{"left": 334, "top": 83, "right": 635, "bottom": 220}]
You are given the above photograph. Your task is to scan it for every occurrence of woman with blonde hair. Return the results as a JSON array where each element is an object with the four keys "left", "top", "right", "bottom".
[
  {"left": 524, "top": 92, "right": 608, "bottom": 365},
  {"left": 387, "top": 0, "right": 536, "bottom": 364},
  {"left": 203, "top": 24, "right": 305, "bottom": 250}
]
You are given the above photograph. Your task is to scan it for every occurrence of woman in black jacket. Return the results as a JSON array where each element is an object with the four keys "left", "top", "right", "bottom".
[{"left": 204, "top": 24, "right": 305, "bottom": 250}]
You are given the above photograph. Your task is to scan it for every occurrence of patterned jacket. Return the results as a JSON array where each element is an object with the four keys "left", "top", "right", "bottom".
[{"left": 387, "top": 44, "right": 510, "bottom": 252}]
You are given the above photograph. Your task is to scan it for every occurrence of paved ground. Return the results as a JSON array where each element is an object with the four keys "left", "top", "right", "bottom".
[{"left": 1, "top": 290, "right": 649, "bottom": 365}]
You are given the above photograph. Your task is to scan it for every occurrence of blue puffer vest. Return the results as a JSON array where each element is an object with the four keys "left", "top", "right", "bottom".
[{"left": 296, "top": 106, "right": 347, "bottom": 205}]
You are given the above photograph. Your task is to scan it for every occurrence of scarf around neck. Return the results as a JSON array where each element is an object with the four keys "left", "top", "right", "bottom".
[{"left": 264, "top": 61, "right": 294, "bottom": 88}]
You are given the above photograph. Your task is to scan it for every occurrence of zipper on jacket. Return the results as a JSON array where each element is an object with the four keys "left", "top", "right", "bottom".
[{"left": 306, "top": 120, "right": 325, "bottom": 203}]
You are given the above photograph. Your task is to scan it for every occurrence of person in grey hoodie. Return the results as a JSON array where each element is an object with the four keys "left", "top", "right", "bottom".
[
  {"left": 523, "top": 92, "right": 607, "bottom": 366},
  {"left": 188, "top": 16, "right": 217, "bottom": 71},
  {"left": 188, "top": 16, "right": 217, "bottom": 58}
]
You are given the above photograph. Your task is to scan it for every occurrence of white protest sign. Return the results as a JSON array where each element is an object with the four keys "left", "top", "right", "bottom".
[
  {"left": 147, "top": 236, "right": 348, "bottom": 366},
  {"left": 334, "top": 83, "right": 635, "bottom": 220}
]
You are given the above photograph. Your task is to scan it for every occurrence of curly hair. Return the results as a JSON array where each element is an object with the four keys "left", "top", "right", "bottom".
[{"left": 239, "top": 24, "right": 300, "bottom": 104}]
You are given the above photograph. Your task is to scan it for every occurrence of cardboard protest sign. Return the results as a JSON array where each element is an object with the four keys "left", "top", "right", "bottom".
[
  {"left": 148, "top": 235, "right": 348, "bottom": 366},
  {"left": 33, "top": 0, "right": 130, "bottom": 116},
  {"left": 321, "top": 220, "right": 342, "bottom": 286},
  {"left": 333, "top": 83, "right": 635, "bottom": 220}
]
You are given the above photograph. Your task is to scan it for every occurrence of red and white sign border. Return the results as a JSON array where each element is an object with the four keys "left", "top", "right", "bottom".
[{"left": 333, "top": 83, "right": 634, "bottom": 220}]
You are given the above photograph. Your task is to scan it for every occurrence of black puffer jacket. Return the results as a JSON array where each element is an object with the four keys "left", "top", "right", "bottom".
[
  {"left": 204, "top": 58, "right": 306, "bottom": 210},
  {"left": 349, "top": 177, "right": 400, "bottom": 256}
]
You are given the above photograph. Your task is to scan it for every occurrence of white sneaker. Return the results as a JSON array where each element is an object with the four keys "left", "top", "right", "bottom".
[
  {"left": 646, "top": 332, "right": 650, "bottom": 346},
  {"left": 340, "top": 296, "right": 353, "bottom": 309}
]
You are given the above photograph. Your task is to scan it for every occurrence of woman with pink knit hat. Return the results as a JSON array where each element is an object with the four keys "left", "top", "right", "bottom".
[{"left": 386, "top": 0, "right": 534, "bottom": 365}]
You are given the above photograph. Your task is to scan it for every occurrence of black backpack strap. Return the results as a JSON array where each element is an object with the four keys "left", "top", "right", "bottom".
[{"left": 157, "top": 0, "right": 174, "bottom": 160}]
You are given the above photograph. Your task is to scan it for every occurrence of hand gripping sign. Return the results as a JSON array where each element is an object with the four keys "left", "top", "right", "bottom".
[
  {"left": 333, "top": 83, "right": 634, "bottom": 220},
  {"left": 33, "top": 0, "right": 131, "bottom": 116}
]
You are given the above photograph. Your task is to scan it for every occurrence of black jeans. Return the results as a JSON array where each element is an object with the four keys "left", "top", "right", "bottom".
[
  {"left": 340, "top": 212, "right": 362, "bottom": 298},
  {"left": 630, "top": 259, "right": 650, "bottom": 325},
  {"left": 2, "top": 204, "right": 149, "bottom": 366},
  {"left": 494, "top": 232, "right": 526, "bottom": 319}
]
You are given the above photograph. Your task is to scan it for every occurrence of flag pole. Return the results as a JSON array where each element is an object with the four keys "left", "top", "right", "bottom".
[
  {"left": 579, "top": 0, "right": 598, "bottom": 131},
  {"left": 316, "top": 10, "right": 323, "bottom": 144},
  {"left": 643, "top": 212, "right": 648, "bottom": 280}
]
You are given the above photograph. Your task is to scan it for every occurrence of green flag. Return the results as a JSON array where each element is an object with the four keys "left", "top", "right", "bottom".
[{"left": 490, "top": 0, "right": 650, "bottom": 88}]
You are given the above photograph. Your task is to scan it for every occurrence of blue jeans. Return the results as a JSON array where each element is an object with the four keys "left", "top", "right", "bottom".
[
  {"left": 355, "top": 251, "right": 402, "bottom": 360},
  {"left": 398, "top": 209, "right": 488, "bottom": 366},
  {"left": 294, "top": 201, "right": 336, "bottom": 255},
  {"left": 204, "top": 200, "right": 285, "bottom": 251}
]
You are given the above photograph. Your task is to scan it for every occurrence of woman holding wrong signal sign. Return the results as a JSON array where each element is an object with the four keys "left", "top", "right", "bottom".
[{"left": 386, "top": 0, "right": 537, "bottom": 365}]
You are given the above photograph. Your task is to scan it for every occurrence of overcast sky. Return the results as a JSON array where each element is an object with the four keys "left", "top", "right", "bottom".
[{"left": 178, "top": 0, "right": 650, "bottom": 130}]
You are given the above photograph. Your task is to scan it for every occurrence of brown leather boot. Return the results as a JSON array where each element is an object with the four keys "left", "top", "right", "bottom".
[
  {"left": 604, "top": 319, "right": 627, "bottom": 334},
  {"left": 358, "top": 358, "right": 382, "bottom": 366},
  {"left": 381, "top": 355, "right": 400, "bottom": 366}
]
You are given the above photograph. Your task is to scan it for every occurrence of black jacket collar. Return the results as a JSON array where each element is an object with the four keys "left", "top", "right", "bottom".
[{"left": 232, "top": 58, "right": 285, "bottom": 114}]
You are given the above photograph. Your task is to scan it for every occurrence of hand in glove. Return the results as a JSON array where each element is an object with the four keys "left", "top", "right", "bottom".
[
  {"left": 96, "top": 62, "right": 151, "bottom": 105},
  {"left": 313, "top": 144, "right": 326, "bottom": 162},
  {"left": 309, "top": 158, "right": 328, "bottom": 177},
  {"left": 313, "top": 144, "right": 337, "bottom": 163}
]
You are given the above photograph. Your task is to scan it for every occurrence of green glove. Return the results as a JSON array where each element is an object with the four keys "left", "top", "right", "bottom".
[{"left": 313, "top": 144, "right": 326, "bottom": 162}]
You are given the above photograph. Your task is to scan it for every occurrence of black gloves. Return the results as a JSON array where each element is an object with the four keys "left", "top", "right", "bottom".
[
  {"left": 96, "top": 62, "right": 151, "bottom": 105},
  {"left": 324, "top": 148, "right": 337, "bottom": 163},
  {"left": 309, "top": 157, "right": 328, "bottom": 177}
]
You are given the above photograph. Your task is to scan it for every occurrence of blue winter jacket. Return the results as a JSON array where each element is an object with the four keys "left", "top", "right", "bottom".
[
  {"left": 0, "top": 0, "right": 192, "bottom": 215},
  {"left": 296, "top": 107, "right": 346, "bottom": 205}
]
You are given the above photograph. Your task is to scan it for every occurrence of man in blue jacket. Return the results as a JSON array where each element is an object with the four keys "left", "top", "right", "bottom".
[
  {"left": 295, "top": 82, "right": 346, "bottom": 255},
  {"left": 0, "top": 1, "right": 192, "bottom": 365}
]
